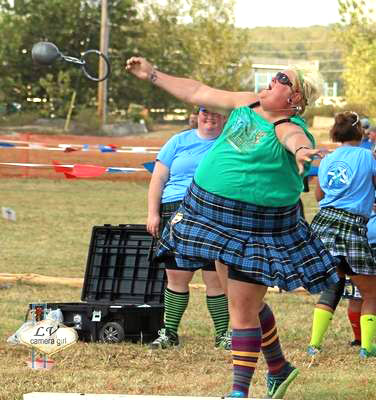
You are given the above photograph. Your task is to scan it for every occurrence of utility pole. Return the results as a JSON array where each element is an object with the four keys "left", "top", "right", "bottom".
[{"left": 97, "top": 0, "right": 109, "bottom": 127}]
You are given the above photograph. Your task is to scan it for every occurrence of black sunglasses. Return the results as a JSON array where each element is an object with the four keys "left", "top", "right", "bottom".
[{"left": 275, "top": 72, "right": 293, "bottom": 87}]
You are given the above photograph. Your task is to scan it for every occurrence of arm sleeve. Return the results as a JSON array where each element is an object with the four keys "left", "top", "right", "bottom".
[{"left": 156, "top": 134, "right": 179, "bottom": 168}]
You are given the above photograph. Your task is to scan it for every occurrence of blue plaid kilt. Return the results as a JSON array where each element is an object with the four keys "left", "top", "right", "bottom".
[
  {"left": 311, "top": 207, "right": 376, "bottom": 275},
  {"left": 157, "top": 181, "right": 339, "bottom": 294},
  {"left": 156, "top": 201, "right": 215, "bottom": 271}
]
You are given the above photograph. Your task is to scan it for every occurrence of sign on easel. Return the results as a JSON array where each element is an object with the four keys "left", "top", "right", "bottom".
[
  {"left": 19, "top": 304, "right": 78, "bottom": 369},
  {"left": 19, "top": 318, "right": 78, "bottom": 355}
]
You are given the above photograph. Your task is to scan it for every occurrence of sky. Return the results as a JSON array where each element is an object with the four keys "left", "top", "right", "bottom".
[{"left": 234, "top": 0, "right": 341, "bottom": 28}]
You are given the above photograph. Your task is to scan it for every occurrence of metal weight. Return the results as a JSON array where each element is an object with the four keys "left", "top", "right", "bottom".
[
  {"left": 31, "top": 41, "right": 111, "bottom": 81},
  {"left": 31, "top": 42, "right": 61, "bottom": 66}
]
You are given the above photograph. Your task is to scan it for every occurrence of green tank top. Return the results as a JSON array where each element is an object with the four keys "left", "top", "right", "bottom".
[{"left": 195, "top": 105, "right": 315, "bottom": 206}]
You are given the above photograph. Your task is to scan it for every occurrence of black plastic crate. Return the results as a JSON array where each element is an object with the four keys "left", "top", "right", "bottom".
[
  {"left": 82, "top": 224, "right": 166, "bottom": 305},
  {"left": 28, "top": 302, "right": 164, "bottom": 343},
  {"left": 26, "top": 224, "right": 166, "bottom": 344}
]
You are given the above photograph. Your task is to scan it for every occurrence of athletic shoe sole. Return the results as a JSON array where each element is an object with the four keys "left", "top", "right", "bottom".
[{"left": 271, "top": 368, "right": 299, "bottom": 399}]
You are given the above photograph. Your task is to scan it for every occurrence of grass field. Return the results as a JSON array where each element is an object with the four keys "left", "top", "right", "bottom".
[{"left": 1, "top": 126, "right": 375, "bottom": 400}]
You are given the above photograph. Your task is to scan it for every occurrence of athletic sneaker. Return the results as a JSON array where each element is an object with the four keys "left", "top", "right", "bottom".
[
  {"left": 359, "top": 347, "right": 376, "bottom": 359},
  {"left": 307, "top": 345, "right": 321, "bottom": 356},
  {"left": 266, "top": 363, "right": 299, "bottom": 399},
  {"left": 225, "top": 390, "right": 247, "bottom": 398},
  {"left": 215, "top": 330, "right": 232, "bottom": 350},
  {"left": 149, "top": 328, "right": 179, "bottom": 349}
]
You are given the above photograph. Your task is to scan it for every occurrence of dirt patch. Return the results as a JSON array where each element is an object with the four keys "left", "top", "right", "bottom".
[
  {"left": 0, "top": 273, "right": 307, "bottom": 293},
  {"left": 0, "top": 127, "right": 177, "bottom": 180},
  {"left": 0, "top": 125, "right": 336, "bottom": 180}
]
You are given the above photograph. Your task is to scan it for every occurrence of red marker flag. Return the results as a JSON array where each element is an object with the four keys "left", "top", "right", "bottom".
[
  {"left": 69, "top": 164, "right": 106, "bottom": 178},
  {"left": 52, "top": 160, "right": 73, "bottom": 173},
  {"left": 52, "top": 161, "right": 106, "bottom": 178}
]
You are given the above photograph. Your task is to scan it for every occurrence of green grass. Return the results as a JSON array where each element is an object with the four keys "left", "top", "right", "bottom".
[
  {"left": 1, "top": 160, "right": 376, "bottom": 399},
  {"left": 1, "top": 179, "right": 149, "bottom": 277},
  {"left": 1, "top": 282, "right": 375, "bottom": 400}
]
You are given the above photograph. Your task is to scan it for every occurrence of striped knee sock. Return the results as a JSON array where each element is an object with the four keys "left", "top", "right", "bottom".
[
  {"left": 164, "top": 288, "right": 189, "bottom": 336},
  {"left": 231, "top": 327, "right": 262, "bottom": 396},
  {"left": 259, "top": 303, "right": 286, "bottom": 375},
  {"left": 206, "top": 294, "right": 229, "bottom": 336}
]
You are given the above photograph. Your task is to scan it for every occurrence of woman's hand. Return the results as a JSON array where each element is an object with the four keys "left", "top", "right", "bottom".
[
  {"left": 147, "top": 213, "right": 161, "bottom": 238},
  {"left": 125, "top": 57, "right": 154, "bottom": 80},
  {"left": 295, "top": 147, "right": 322, "bottom": 175}
]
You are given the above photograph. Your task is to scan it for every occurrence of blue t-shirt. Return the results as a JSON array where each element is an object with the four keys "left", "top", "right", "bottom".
[
  {"left": 360, "top": 138, "right": 373, "bottom": 150},
  {"left": 157, "top": 129, "right": 217, "bottom": 203},
  {"left": 367, "top": 212, "right": 376, "bottom": 244},
  {"left": 318, "top": 146, "right": 376, "bottom": 218}
]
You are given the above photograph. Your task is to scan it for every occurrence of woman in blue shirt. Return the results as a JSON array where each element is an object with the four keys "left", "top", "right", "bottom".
[
  {"left": 345, "top": 126, "right": 376, "bottom": 346},
  {"left": 147, "top": 108, "right": 231, "bottom": 350},
  {"left": 308, "top": 111, "right": 376, "bottom": 359}
]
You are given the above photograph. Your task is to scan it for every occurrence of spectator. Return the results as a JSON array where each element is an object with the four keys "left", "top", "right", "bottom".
[
  {"left": 308, "top": 111, "right": 376, "bottom": 359},
  {"left": 188, "top": 109, "right": 199, "bottom": 129},
  {"left": 147, "top": 107, "right": 230, "bottom": 350}
]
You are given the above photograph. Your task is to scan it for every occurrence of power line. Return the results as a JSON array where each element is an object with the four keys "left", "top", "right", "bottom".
[
  {"left": 250, "top": 49, "right": 343, "bottom": 54},
  {"left": 250, "top": 57, "right": 343, "bottom": 63},
  {"left": 320, "top": 70, "right": 345, "bottom": 73},
  {"left": 250, "top": 40, "right": 339, "bottom": 44},
  {"left": 314, "top": 60, "right": 344, "bottom": 63}
]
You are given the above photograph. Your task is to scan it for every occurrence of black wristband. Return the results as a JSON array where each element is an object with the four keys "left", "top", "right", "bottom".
[
  {"left": 295, "top": 146, "right": 311, "bottom": 155},
  {"left": 149, "top": 69, "right": 157, "bottom": 83}
]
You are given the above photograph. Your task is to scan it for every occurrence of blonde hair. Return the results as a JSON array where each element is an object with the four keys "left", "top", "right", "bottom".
[{"left": 289, "top": 65, "right": 324, "bottom": 114}]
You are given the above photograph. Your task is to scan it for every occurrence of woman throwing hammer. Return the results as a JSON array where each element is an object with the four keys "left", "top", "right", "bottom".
[{"left": 126, "top": 57, "right": 339, "bottom": 399}]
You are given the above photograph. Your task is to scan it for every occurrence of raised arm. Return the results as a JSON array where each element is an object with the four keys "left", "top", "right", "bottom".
[{"left": 125, "top": 57, "right": 257, "bottom": 114}]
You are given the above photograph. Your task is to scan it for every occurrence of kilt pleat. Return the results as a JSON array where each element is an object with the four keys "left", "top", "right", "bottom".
[
  {"left": 311, "top": 207, "right": 376, "bottom": 275},
  {"left": 157, "top": 181, "right": 339, "bottom": 293}
]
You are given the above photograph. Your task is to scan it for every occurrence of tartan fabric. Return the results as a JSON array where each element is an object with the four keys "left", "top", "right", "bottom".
[
  {"left": 156, "top": 201, "right": 181, "bottom": 268},
  {"left": 157, "top": 201, "right": 215, "bottom": 271},
  {"left": 342, "top": 245, "right": 376, "bottom": 300},
  {"left": 160, "top": 201, "right": 182, "bottom": 232},
  {"left": 157, "top": 181, "right": 339, "bottom": 294},
  {"left": 311, "top": 207, "right": 376, "bottom": 275}
]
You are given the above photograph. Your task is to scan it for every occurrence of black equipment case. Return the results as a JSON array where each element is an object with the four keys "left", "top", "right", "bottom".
[{"left": 28, "top": 224, "right": 166, "bottom": 344}]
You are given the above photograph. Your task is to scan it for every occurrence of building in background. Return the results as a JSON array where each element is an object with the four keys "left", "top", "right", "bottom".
[{"left": 251, "top": 58, "right": 344, "bottom": 106}]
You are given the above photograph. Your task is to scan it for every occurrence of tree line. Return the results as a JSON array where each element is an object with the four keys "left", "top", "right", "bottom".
[{"left": 0, "top": 0, "right": 374, "bottom": 122}]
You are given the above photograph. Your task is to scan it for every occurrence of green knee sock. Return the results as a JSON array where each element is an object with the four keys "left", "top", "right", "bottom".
[
  {"left": 309, "top": 308, "right": 333, "bottom": 348},
  {"left": 360, "top": 314, "right": 376, "bottom": 352},
  {"left": 206, "top": 294, "right": 229, "bottom": 336},
  {"left": 164, "top": 288, "right": 189, "bottom": 336}
]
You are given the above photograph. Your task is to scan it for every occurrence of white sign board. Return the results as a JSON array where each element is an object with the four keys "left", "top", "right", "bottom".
[{"left": 19, "top": 319, "right": 78, "bottom": 355}]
